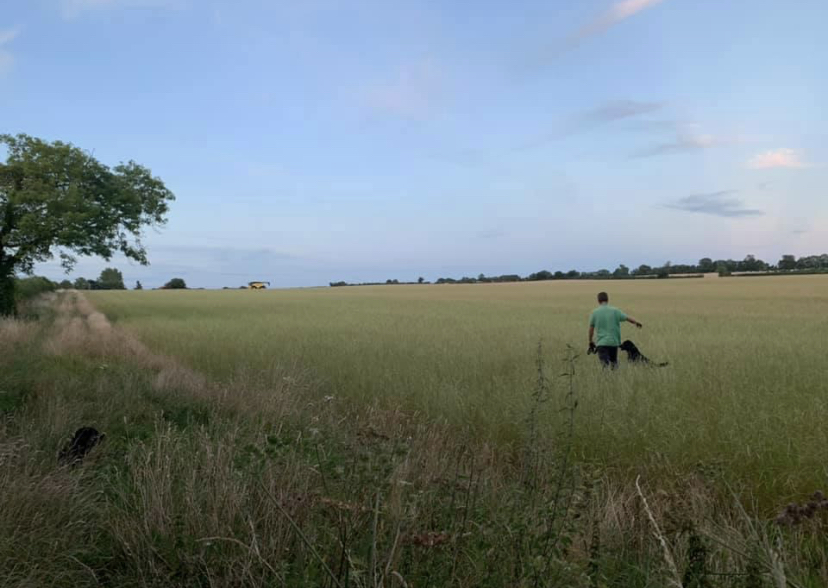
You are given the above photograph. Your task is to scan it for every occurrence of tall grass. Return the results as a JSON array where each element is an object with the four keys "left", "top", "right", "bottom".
[
  {"left": 3, "top": 291, "right": 828, "bottom": 585},
  {"left": 89, "top": 276, "right": 828, "bottom": 506}
]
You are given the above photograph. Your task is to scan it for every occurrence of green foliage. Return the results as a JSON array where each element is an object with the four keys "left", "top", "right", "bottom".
[
  {"left": 14, "top": 275, "right": 56, "bottom": 302},
  {"left": 96, "top": 267, "right": 125, "bottom": 290},
  {"left": 73, "top": 277, "right": 90, "bottom": 290},
  {"left": 162, "top": 277, "right": 187, "bottom": 289},
  {"left": 698, "top": 257, "right": 715, "bottom": 273},
  {"left": 778, "top": 254, "right": 797, "bottom": 270},
  {"left": 613, "top": 264, "right": 630, "bottom": 277},
  {"left": 134, "top": 280, "right": 143, "bottom": 290},
  {"left": 528, "top": 270, "right": 554, "bottom": 281},
  {"left": 0, "top": 133, "right": 174, "bottom": 314}
]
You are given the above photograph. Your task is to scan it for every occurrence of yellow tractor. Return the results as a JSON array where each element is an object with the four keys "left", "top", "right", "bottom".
[{"left": 248, "top": 281, "right": 270, "bottom": 290}]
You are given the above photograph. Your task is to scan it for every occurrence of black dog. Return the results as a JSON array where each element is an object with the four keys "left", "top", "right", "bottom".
[
  {"left": 59, "top": 427, "right": 105, "bottom": 466},
  {"left": 619, "top": 340, "right": 669, "bottom": 367}
]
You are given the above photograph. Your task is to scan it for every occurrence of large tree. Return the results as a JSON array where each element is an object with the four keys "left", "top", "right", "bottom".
[
  {"left": 0, "top": 134, "right": 174, "bottom": 315},
  {"left": 97, "top": 267, "right": 126, "bottom": 290}
]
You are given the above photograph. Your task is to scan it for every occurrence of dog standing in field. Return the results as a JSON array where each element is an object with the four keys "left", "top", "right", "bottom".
[
  {"left": 619, "top": 340, "right": 669, "bottom": 367},
  {"left": 59, "top": 427, "right": 105, "bottom": 466}
]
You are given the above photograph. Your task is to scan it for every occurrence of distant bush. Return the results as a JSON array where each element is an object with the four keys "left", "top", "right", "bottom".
[
  {"left": 162, "top": 278, "right": 187, "bottom": 289},
  {"left": 14, "top": 276, "right": 57, "bottom": 303}
]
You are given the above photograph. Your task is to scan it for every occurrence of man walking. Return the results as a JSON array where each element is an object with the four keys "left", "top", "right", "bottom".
[{"left": 588, "top": 292, "right": 642, "bottom": 368}]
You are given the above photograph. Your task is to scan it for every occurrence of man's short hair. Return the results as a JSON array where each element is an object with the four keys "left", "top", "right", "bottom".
[{"left": 597, "top": 292, "right": 609, "bottom": 303}]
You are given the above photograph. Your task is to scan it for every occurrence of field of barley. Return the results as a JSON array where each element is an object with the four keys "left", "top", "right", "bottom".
[
  {"left": 89, "top": 275, "right": 828, "bottom": 505},
  {"left": 4, "top": 278, "right": 828, "bottom": 587}
]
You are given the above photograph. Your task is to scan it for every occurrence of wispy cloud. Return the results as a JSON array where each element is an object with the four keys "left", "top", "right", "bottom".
[
  {"left": 747, "top": 148, "right": 808, "bottom": 170},
  {"left": 476, "top": 229, "right": 505, "bottom": 240},
  {"left": 580, "top": 100, "right": 664, "bottom": 125},
  {"left": 664, "top": 190, "right": 764, "bottom": 218},
  {"left": 60, "top": 0, "right": 181, "bottom": 19},
  {"left": 574, "top": 0, "right": 667, "bottom": 43},
  {"left": 0, "top": 27, "right": 20, "bottom": 76},
  {"left": 527, "top": 0, "right": 668, "bottom": 63},
  {"left": 519, "top": 99, "right": 664, "bottom": 149},
  {"left": 363, "top": 59, "right": 443, "bottom": 120},
  {"left": 634, "top": 124, "right": 729, "bottom": 158}
]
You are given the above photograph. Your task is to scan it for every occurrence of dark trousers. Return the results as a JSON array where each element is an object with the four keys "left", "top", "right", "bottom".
[{"left": 597, "top": 346, "right": 619, "bottom": 369}]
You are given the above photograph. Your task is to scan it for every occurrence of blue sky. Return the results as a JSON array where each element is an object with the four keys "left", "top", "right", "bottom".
[{"left": 2, "top": 0, "right": 826, "bottom": 288}]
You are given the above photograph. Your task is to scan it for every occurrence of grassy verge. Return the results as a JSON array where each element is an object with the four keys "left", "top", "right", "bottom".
[{"left": 2, "top": 293, "right": 828, "bottom": 587}]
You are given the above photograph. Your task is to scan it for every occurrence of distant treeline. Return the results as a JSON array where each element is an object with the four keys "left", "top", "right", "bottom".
[{"left": 330, "top": 253, "right": 828, "bottom": 287}]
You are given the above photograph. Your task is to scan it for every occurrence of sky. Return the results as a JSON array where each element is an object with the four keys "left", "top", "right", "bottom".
[{"left": 2, "top": 0, "right": 826, "bottom": 288}]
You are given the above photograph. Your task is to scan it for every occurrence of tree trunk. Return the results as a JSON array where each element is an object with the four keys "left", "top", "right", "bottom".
[{"left": 0, "top": 256, "right": 15, "bottom": 317}]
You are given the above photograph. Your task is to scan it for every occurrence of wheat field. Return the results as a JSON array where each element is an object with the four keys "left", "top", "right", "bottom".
[
  {"left": 3, "top": 280, "right": 828, "bottom": 586},
  {"left": 88, "top": 275, "right": 828, "bottom": 505}
]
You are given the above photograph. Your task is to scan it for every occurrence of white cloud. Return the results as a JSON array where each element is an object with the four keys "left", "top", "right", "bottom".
[
  {"left": 574, "top": 0, "right": 667, "bottom": 43},
  {"left": 363, "top": 59, "right": 443, "bottom": 120},
  {"left": 0, "top": 27, "right": 20, "bottom": 76},
  {"left": 747, "top": 148, "right": 808, "bottom": 170}
]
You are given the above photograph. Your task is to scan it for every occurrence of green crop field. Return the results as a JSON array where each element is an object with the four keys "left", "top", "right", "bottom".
[{"left": 89, "top": 275, "right": 828, "bottom": 503}]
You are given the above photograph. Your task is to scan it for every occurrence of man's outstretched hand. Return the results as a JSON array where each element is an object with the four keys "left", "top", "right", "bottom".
[{"left": 635, "top": 322, "right": 643, "bottom": 329}]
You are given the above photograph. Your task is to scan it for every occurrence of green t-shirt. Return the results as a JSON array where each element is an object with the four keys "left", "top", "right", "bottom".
[{"left": 589, "top": 304, "right": 628, "bottom": 347}]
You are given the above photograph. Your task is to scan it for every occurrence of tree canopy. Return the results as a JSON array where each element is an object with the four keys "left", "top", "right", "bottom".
[
  {"left": 0, "top": 134, "right": 174, "bottom": 314},
  {"left": 96, "top": 267, "right": 126, "bottom": 290}
]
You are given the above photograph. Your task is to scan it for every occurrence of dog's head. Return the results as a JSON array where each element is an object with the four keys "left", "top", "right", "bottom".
[{"left": 619, "top": 340, "right": 636, "bottom": 352}]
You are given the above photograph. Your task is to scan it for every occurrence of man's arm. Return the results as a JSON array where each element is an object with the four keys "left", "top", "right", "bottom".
[
  {"left": 589, "top": 325, "right": 595, "bottom": 345},
  {"left": 626, "top": 316, "right": 643, "bottom": 329}
]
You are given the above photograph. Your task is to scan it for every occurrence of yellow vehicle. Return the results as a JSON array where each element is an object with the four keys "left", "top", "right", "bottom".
[{"left": 248, "top": 281, "right": 270, "bottom": 290}]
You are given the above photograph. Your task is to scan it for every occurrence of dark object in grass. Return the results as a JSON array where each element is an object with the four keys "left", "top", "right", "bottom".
[
  {"left": 776, "top": 491, "right": 828, "bottom": 526},
  {"left": 59, "top": 427, "right": 105, "bottom": 466},
  {"left": 619, "top": 340, "right": 669, "bottom": 367},
  {"left": 587, "top": 342, "right": 597, "bottom": 355}
]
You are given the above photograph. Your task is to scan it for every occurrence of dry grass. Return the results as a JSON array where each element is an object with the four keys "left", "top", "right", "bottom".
[{"left": 0, "top": 317, "right": 37, "bottom": 354}]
